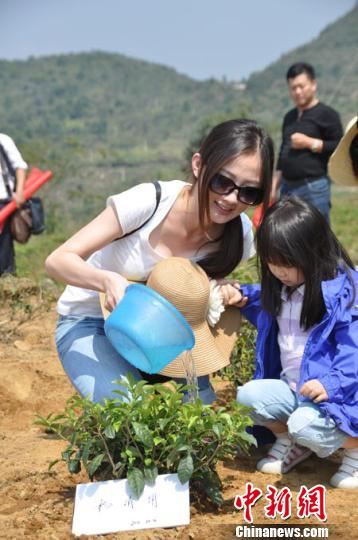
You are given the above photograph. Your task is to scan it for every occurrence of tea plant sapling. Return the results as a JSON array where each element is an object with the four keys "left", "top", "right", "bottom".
[{"left": 37, "top": 375, "right": 255, "bottom": 506}]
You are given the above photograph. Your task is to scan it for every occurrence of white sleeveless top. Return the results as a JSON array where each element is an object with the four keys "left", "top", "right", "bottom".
[{"left": 57, "top": 180, "right": 255, "bottom": 317}]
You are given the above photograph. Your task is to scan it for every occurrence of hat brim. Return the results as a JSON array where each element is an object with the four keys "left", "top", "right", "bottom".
[
  {"left": 159, "top": 306, "right": 241, "bottom": 377},
  {"left": 99, "top": 292, "right": 111, "bottom": 319},
  {"left": 328, "top": 117, "right": 358, "bottom": 187}
]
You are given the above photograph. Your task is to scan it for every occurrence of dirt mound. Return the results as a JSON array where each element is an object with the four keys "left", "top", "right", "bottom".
[{"left": 0, "top": 283, "right": 356, "bottom": 539}]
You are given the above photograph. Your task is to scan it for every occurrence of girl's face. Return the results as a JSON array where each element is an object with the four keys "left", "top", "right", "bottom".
[
  {"left": 193, "top": 151, "right": 262, "bottom": 225},
  {"left": 268, "top": 263, "right": 304, "bottom": 288}
]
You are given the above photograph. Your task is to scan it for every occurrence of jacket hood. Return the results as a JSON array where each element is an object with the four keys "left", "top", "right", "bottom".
[{"left": 321, "top": 268, "right": 358, "bottom": 318}]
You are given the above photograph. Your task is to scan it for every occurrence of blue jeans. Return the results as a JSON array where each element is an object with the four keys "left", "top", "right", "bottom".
[
  {"left": 280, "top": 176, "right": 331, "bottom": 222},
  {"left": 237, "top": 379, "right": 347, "bottom": 458},
  {"left": 55, "top": 315, "right": 216, "bottom": 405}
]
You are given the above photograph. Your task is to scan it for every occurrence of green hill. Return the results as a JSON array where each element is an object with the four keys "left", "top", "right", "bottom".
[
  {"left": 246, "top": 3, "right": 358, "bottom": 129},
  {"left": 0, "top": 52, "right": 247, "bottom": 169}
]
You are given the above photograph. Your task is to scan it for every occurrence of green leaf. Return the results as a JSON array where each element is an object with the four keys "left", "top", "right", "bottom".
[
  {"left": 202, "top": 483, "right": 223, "bottom": 507},
  {"left": 175, "top": 444, "right": 190, "bottom": 453},
  {"left": 80, "top": 440, "right": 92, "bottom": 463},
  {"left": 158, "top": 418, "right": 170, "bottom": 430},
  {"left": 127, "top": 445, "right": 143, "bottom": 458},
  {"left": 61, "top": 448, "right": 73, "bottom": 461},
  {"left": 68, "top": 459, "right": 81, "bottom": 474},
  {"left": 87, "top": 453, "right": 105, "bottom": 476},
  {"left": 153, "top": 436, "right": 165, "bottom": 445},
  {"left": 48, "top": 459, "right": 60, "bottom": 470},
  {"left": 188, "top": 416, "right": 198, "bottom": 429},
  {"left": 177, "top": 454, "right": 193, "bottom": 484},
  {"left": 127, "top": 468, "right": 145, "bottom": 499},
  {"left": 104, "top": 425, "right": 116, "bottom": 439},
  {"left": 143, "top": 466, "right": 158, "bottom": 486},
  {"left": 133, "top": 422, "right": 153, "bottom": 448},
  {"left": 238, "top": 430, "right": 257, "bottom": 447},
  {"left": 220, "top": 413, "right": 232, "bottom": 424}
]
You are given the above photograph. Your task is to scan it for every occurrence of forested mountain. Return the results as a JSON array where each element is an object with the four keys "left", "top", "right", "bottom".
[{"left": 0, "top": 52, "right": 245, "bottom": 167}]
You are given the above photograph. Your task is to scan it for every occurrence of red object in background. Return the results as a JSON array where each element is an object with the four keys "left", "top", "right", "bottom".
[
  {"left": 252, "top": 204, "right": 264, "bottom": 229},
  {"left": 252, "top": 200, "right": 274, "bottom": 229},
  {"left": 0, "top": 168, "right": 52, "bottom": 231}
]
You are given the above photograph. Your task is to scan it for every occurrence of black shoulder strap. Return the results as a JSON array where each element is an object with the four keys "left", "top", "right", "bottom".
[
  {"left": 0, "top": 144, "right": 15, "bottom": 198},
  {"left": 116, "top": 180, "right": 162, "bottom": 241}
]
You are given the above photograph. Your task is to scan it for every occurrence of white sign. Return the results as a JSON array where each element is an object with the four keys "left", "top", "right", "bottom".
[{"left": 72, "top": 473, "right": 190, "bottom": 536}]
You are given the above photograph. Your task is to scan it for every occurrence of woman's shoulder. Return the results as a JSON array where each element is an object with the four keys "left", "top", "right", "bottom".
[
  {"left": 158, "top": 179, "right": 188, "bottom": 196},
  {"left": 108, "top": 179, "right": 187, "bottom": 202}
]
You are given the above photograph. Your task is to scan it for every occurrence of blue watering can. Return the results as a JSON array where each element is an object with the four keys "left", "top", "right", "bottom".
[{"left": 104, "top": 284, "right": 195, "bottom": 374}]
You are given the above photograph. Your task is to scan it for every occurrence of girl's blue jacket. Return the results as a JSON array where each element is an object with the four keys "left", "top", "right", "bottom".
[{"left": 240, "top": 269, "right": 358, "bottom": 438}]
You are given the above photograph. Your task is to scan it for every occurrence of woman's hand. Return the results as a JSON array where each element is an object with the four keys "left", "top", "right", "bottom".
[
  {"left": 13, "top": 190, "right": 25, "bottom": 207},
  {"left": 299, "top": 379, "right": 328, "bottom": 403},
  {"left": 216, "top": 279, "right": 248, "bottom": 308},
  {"left": 102, "top": 271, "right": 130, "bottom": 312}
]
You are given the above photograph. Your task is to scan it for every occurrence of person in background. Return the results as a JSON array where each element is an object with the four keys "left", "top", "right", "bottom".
[
  {"left": 45, "top": 119, "right": 274, "bottom": 405},
  {"left": 273, "top": 62, "right": 343, "bottom": 222},
  {"left": 0, "top": 133, "right": 28, "bottom": 275},
  {"left": 328, "top": 115, "right": 358, "bottom": 188},
  {"left": 230, "top": 198, "right": 357, "bottom": 489}
]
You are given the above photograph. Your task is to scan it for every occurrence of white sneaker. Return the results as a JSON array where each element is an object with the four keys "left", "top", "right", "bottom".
[
  {"left": 281, "top": 444, "right": 313, "bottom": 473},
  {"left": 257, "top": 436, "right": 292, "bottom": 474},
  {"left": 330, "top": 450, "right": 358, "bottom": 489}
]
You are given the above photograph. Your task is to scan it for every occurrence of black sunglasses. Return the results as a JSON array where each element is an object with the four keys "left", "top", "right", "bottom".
[{"left": 209, "top": 173, "right": 264, "bottom": 206}]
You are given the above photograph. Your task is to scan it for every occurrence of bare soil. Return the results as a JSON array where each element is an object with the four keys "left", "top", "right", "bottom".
[{"left": 0, "top": 282, "right": 357, "bottom": 539}]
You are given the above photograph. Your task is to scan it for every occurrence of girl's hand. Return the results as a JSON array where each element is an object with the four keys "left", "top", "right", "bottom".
[
  {"left": 102, "top": 271, "right": 130, "bottom": 312},
  {"left": 299, "top": 379, "right": 328, "bottom": 403},
  {"left": 216, "top": 279, "right": 248, "bottom": 308}
]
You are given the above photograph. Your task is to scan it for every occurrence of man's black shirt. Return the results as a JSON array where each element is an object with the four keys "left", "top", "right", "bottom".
[{"left": 277, "top": 102, "right": 343, "bottom": 181}]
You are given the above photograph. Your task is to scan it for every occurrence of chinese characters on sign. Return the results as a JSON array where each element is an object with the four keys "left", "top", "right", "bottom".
[{"left": 234, "top": 483, "right": 327, "bottom": 524}]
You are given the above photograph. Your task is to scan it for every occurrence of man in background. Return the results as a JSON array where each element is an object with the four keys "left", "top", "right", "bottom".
[
  {"left": 0, "top": 133, "right": 27, "bottom": 275},
  {"left": 274, "top": 62, "right": 342, "bottom": 221}
]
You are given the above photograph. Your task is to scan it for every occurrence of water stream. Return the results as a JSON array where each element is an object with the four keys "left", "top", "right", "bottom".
[{"left": 181, "top": 349, "right": 199, "bottom": 402}]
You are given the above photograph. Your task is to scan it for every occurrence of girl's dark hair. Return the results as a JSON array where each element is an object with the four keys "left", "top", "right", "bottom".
[
  {"left": 256, "top": 197, "right": 355, "bottom": 330},
  {"left": 192, "top": 118, "right": 274, "bottom": 278}
]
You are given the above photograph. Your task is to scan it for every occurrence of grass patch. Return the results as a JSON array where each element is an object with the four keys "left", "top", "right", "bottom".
[
  {"left": 14, "top": 231, "right": 69, "bottom": 282},
  {"left": 331, "top": 187, "right": 358, "bottom": 264}
]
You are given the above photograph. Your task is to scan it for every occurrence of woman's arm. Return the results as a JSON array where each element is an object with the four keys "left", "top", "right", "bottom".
[
  {"left": 45, "top": 206, "right": 129, "bottom": 310},
  {"left": 13, "top": 168, "right": 26, "bottom": 206}
]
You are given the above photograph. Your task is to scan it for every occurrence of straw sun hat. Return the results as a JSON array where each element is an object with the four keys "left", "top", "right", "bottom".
[
  {"left": 328, "top": 116, "right": 358, "bottom": 187},
  {"left": 100, "top": 257, "right": 241, "bottom": 378}
]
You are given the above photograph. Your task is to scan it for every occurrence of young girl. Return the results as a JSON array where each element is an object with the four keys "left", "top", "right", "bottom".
[{"left": 227, "top": 197, "right": 358, "bottom": 489}]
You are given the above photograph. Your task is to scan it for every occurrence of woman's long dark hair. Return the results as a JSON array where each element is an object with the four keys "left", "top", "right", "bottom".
[
  {"left": 256, "top": 197, "right": 355, "bottom": 330},
  {"left": 192, "top": 118, "right": 274, "bottom": 278}
]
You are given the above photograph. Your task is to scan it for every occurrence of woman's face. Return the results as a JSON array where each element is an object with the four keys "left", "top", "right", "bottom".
[{"left": 207, "top": 152, "right": 262, "bottom": 225}]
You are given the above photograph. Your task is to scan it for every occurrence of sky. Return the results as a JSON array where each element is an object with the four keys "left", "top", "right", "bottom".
[{"left": 1, "top": 0, "right": 356, "bottom": 81}]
